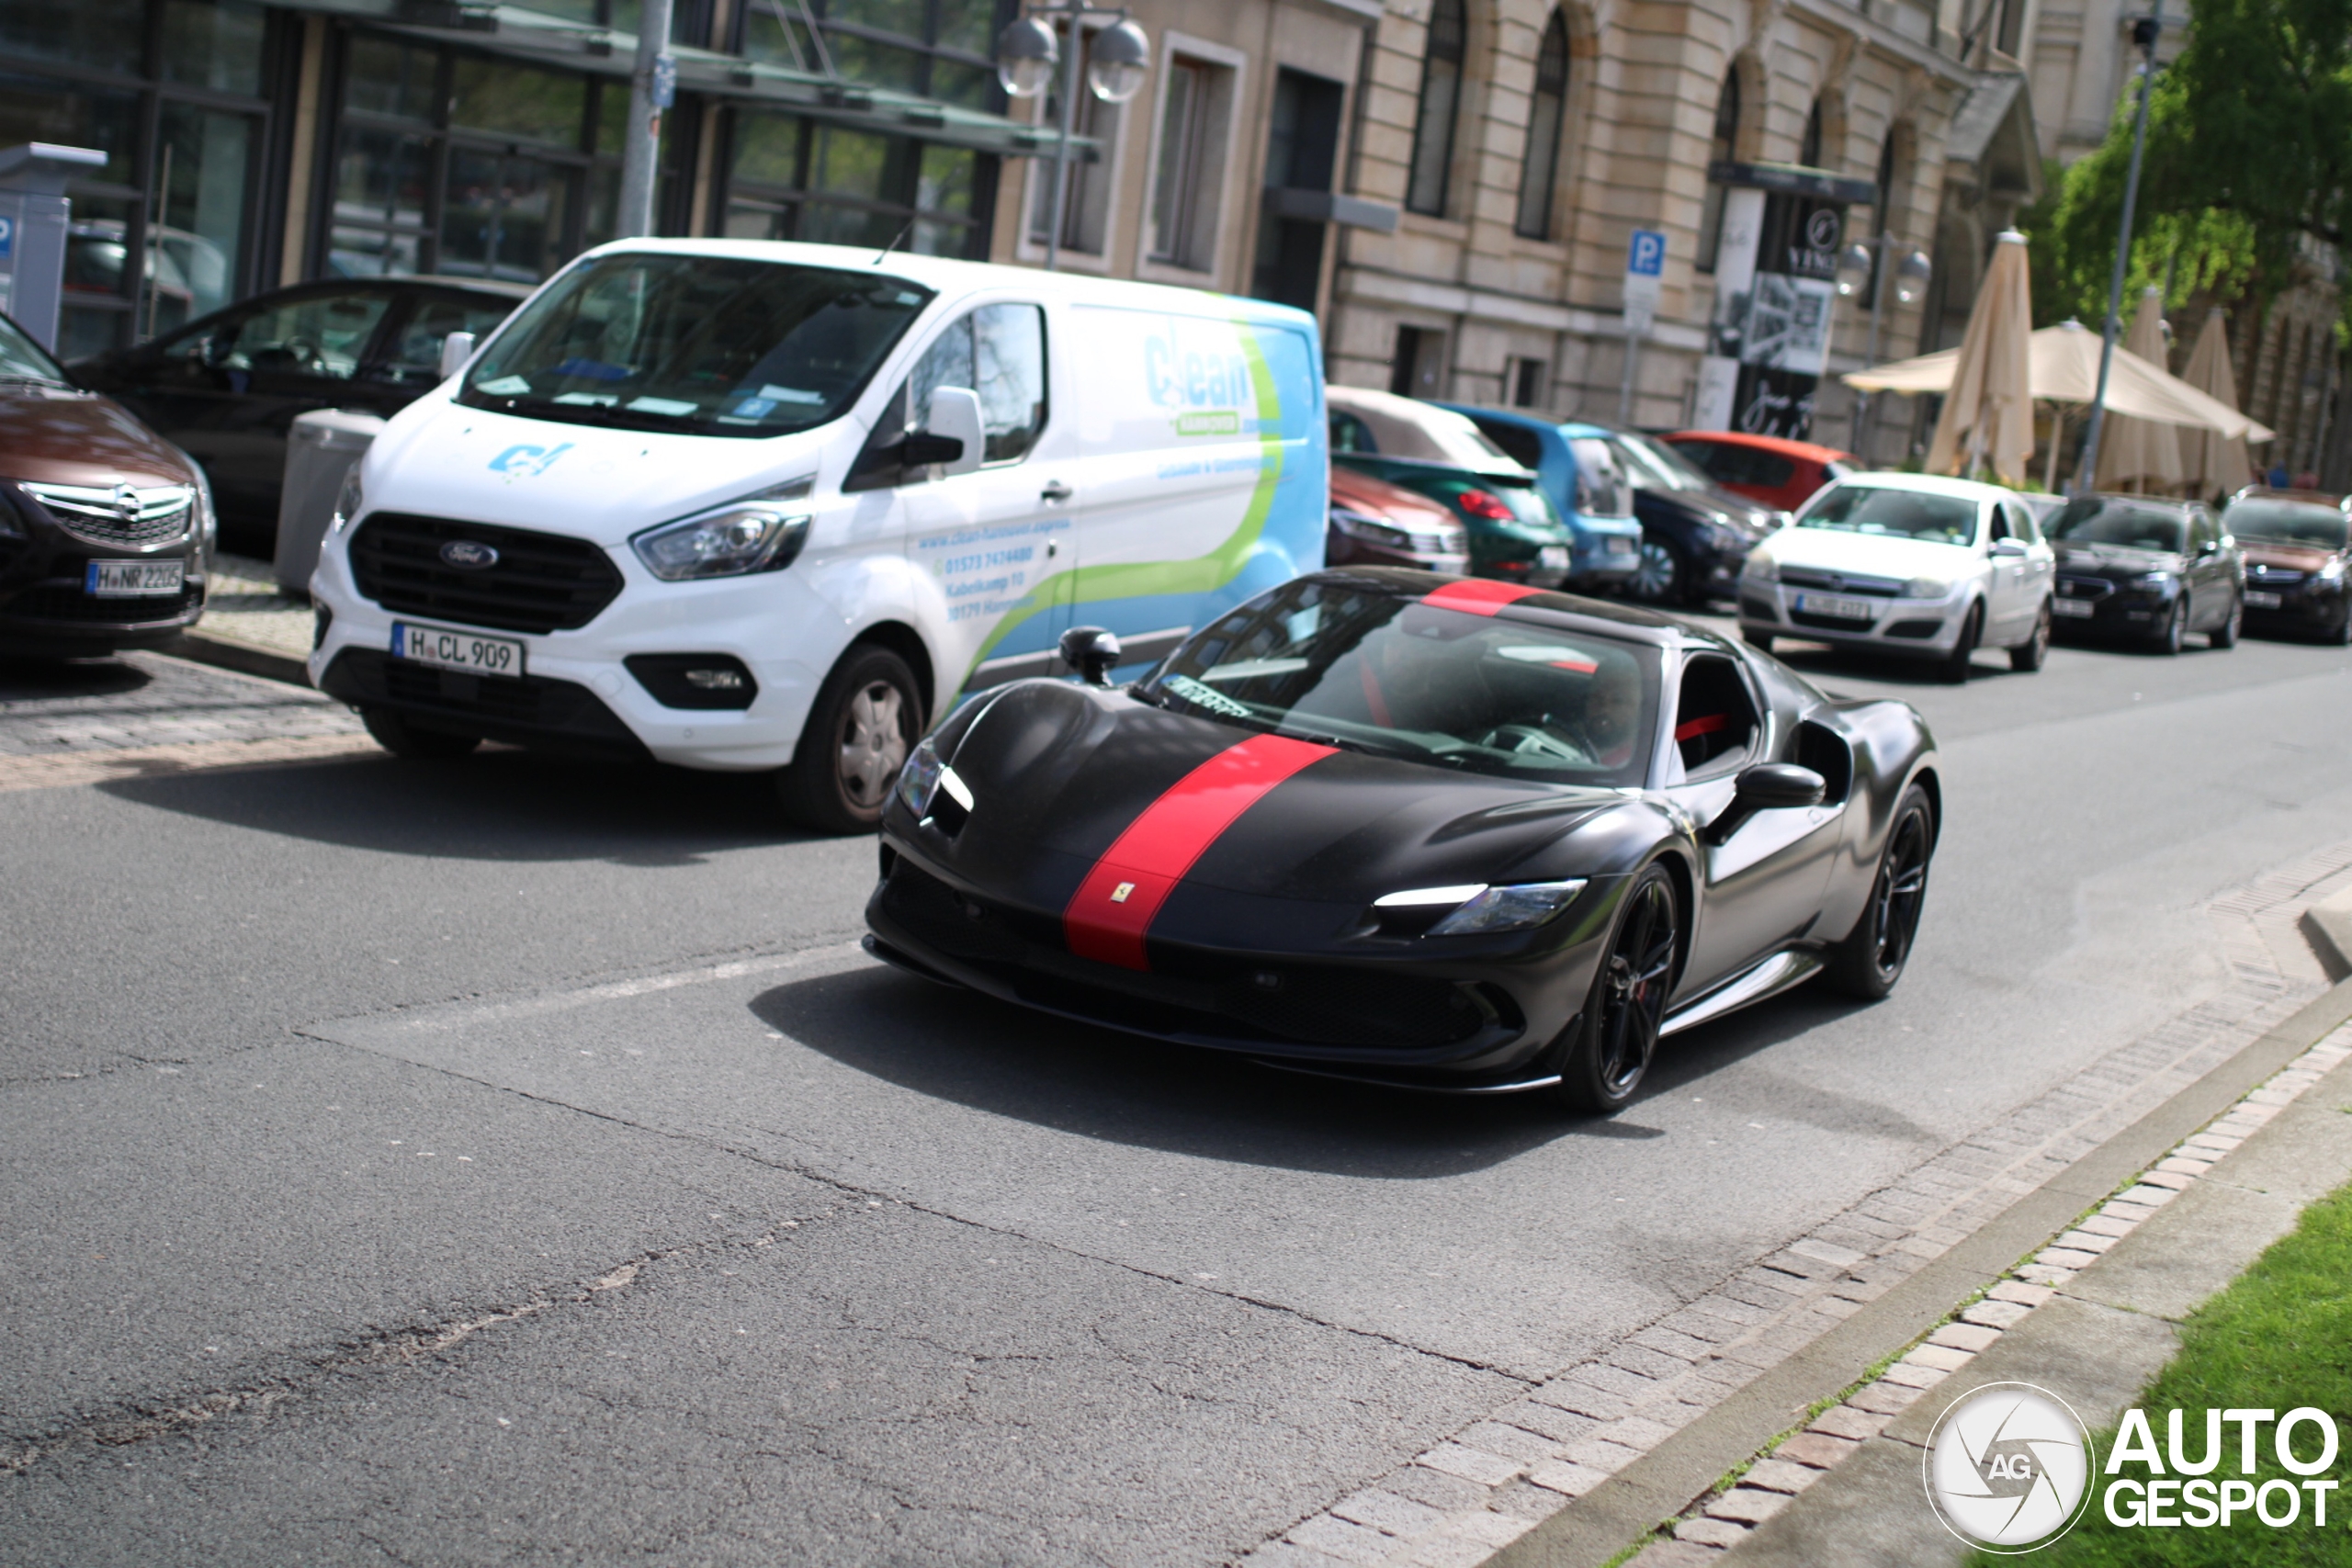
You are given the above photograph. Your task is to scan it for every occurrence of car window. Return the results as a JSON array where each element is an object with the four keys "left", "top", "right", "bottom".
[
  {"left": 1666, "top": 654, "right": 1759, "bottom": 783},
  {"left": 1330, "top": 410, "right": 1378, "bottom": 454},
  {"left": 2047, "top": 499, "right": 2188, "bottom": 552},
  {"left": 1690, "top": 442, "right": 1795, "bottom": 489},
  {"left": 380, "top": 292, "right": 520, "bottom": 385},
  {"left": 209, "top": 291, "right": 392, "bottom": 378},
  {"left": 1987, "top": 505, "right": 2010, "bottom": 543},
  {"left": 1569, "top": 437, "right": 1633, "bottom": 517},
  {"left": 1797, "top": 484, "right": 1978, "bottom": 546},
  {"left": 1146, "top": 577, "right": 1666, "bottom": 787},
  {"left": 2190, "top": 511, "right": 2218, "bottom": 549},
  {"left": 844, "top": 303, "right": 1047, "bottom": 489},
  {"left": 1623, "top": 434, "right": 1713, "bottom": 491},
  {"left": 0, "top": 312, "right": 68, "bottom": 384},
  {"left": 1474, "top": 419, "right": 1546, "bottom": 472},
  {"left": 2223, "top": 500, "right": 2349, "bottom": 547},
  {"left": 2004, "top": 501, "right": 2041, "bottom": 545}
]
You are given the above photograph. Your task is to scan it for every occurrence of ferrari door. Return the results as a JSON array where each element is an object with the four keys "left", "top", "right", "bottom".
[{"left": 1665, "top": 652, "right": 1845, "bottom": 995}]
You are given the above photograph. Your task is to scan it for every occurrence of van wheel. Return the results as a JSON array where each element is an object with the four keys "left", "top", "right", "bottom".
[
  {"left": 360, "top": 706, "right": 481, "bottom": 760},
  {"left": 779, "top": 645, "right": 922, "bottom": 834}
]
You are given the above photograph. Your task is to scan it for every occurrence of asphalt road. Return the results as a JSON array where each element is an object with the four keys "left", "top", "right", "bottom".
[{"left": 6, "top": 619, "right": 2352, "bottom": 1565}]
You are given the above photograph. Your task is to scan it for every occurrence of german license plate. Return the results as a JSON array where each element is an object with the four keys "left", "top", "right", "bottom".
[
  {"left": 85, "top": 558, "right": 184, "bottom": 598},
  {"left": 2052, "top": 598, "right": 2095, "bottom": 617},
  {"left": 1605, "top": 536, "right": 1636, "bottom": 555},
  {"left": 1539, "top": 546, "right": 1569, "bottom": 570},
  {"left": 1792, "top": 591, "right": 1876, "bottom": 621},
  {"left": 2245, "top": 591, "right": 2281, "bottom": 608},
  {"left": 391, "top": 622, "right": 525, "bottom": 678}
]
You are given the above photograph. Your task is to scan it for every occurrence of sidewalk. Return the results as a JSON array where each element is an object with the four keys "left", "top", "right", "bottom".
[
  {"left": 1626, "top": 911, "right": 2352, "bottom": 1565},
  {"left": 175, "top": 551, "right": 315, "bottom": 685}
]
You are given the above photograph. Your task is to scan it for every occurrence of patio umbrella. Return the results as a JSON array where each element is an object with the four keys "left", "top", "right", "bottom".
[
  {"left": 1925, "top": 231, "right": 2035, "bottom": 486},
  {"left": 2094, "top": 287, "right": 2187, "bottom": 492},
  {"left": 1845, "top": 323, "right": 2275, "bottom": 436},
  {"left": 2177, "top": 308, "right": 2256, "bottom": 500}
]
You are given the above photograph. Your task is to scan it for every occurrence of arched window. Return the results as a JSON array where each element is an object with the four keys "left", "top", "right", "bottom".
[
  {"left": 1514, "top": 11, "right": 1571, "bottom": 238},
  {"left": 1800, "top": 98, "right": 1825, "bottom": 167},
  {"left": 1407, "top": 0, "right": 1466, "bottom": 216},
  {"left": 1695, "top": 71, "right": 1740, "bottom": 272}
]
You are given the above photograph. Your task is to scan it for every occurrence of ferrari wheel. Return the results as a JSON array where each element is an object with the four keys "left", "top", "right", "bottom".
[
  {"left": 778, "top": 645, "right": 921, "bottom": 834},
  {"left": 360, "top": 706, "right": 481, "bottom": 760},
  {"left": 1554, "top": 864, "right": 1679, "bottom": 1115},
  {"left": 1824, "top": 785, "right": 1934, "bottom": 999}
]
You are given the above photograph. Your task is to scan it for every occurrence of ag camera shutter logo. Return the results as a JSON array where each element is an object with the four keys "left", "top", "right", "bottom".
[{"left": 1923, "top": 1382, "right": 2096, "bottom": 1551}]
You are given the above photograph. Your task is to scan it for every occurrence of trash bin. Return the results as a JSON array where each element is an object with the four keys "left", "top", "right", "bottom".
[{"left": 275, "top": 409, "right": 385, "bottom": 596}]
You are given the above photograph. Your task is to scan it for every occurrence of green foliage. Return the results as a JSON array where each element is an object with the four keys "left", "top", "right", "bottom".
[{"left": 1970, "top": 1176, "right": 2352, "bottom": 1565}]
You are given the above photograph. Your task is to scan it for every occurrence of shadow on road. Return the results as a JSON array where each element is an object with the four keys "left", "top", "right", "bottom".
[
  {"left": 0, "top": 655, "right": 154, "bottom": 701},
  {"left": 750, "top": 963, "right": 1780, "bottom": 1178},
  {"left": 97, "top": 749, "right": 810, "bottom": 865}
]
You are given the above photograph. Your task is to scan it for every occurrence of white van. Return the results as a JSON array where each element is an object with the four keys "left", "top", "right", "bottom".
[{"left": 308, "top": 240, "right": 1329, "bottom": 829}]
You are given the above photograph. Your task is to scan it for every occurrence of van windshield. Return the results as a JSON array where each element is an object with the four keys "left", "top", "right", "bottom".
[{"left": 458, "top": 254, "right": 933, "bottom": 437}]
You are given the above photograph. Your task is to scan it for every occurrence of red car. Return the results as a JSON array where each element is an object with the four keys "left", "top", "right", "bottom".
[
  {"left": 1327, "top": 465, "right": 1469, "bottom": 575},
  {"left": 1661, "top": 431, "right": 1857, "bottom": 516}
]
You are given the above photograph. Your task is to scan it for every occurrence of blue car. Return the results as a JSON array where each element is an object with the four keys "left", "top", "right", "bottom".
[{"left": 1435, "top": 404, "right": 1645, "bottom": 590}]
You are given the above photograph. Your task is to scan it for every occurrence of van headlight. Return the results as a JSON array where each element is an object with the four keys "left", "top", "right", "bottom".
[
  {"left": 328, "top": 467, "right": 362, "bottom": 536},
  {"left": 631, "top": 504, "right": 810, "bottom": 581}
]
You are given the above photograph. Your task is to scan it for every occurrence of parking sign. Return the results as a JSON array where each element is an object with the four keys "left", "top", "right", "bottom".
[{"left": 1623, "top": 228, "right": 1665, "bottom": 337}]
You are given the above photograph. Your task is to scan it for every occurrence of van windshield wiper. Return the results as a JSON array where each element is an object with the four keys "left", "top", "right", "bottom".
[{"left": 475, "top": 394, "right": 705, "bottom": 433}]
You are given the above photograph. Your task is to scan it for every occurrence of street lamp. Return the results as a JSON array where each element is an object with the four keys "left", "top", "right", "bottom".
[
  {"left": 996, "top": 6, "right": 1149, "bottom": 272},
  {"left": 1848, "top": 237, "right": 1933, "bottom": 458},
  {"left": 2078, "top": 4, "right": 2165, "bottom": 490}
]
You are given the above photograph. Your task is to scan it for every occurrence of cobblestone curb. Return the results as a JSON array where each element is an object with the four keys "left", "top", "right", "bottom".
[
  {"left": 0, "top": 732, "right": 380, "bottom": 792},
  {"left": 1232, "top": 841, "right": 2352, "bottom": 1568}
]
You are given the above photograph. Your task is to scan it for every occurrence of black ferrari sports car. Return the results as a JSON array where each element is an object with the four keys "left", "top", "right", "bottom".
[{"left": 864, "top": 569, "right": 1939, "bottom": 1112}]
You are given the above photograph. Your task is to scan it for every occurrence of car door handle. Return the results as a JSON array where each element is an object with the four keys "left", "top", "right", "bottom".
[{"left": 1040, "top": 481, "right": 1073, "bottom": 502}]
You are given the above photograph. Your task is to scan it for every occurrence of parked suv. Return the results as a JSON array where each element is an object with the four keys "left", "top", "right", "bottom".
[
  {"left": 1327, "top": 387, "right": 1580, "bottom": 587},
  {"left": 2219, "top": 488, "right": 2350, "bottom": 643},
  {"left": 2047, "top": 493, "right": 2244, "bottom": 653},
  {"left": 0, "top": 310, "right": 213, "bottom": 656}
]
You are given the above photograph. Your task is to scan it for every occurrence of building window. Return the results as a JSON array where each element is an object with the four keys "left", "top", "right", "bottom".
[
  {"left": 326, "top": 32, "right": 635, "bottom": 284},
  {"left": 1390, "top": 323, "right": 1444, "bottom": 398},
  {"left": 1, "top": 0, "right": 272, "bottom": 356},
  {"left": 1405, "top": 0, "right": 1464, "bottom": 217},
  {"left": 1510, "top": 356, "right": 1547, "bottom": 408},
  {"left": 1250, "top": 67, "right": 1343, "bottom": 312},
  {"left": 725, "top": 113, "right": 986, "bottom": 256},
  {"left": 1695, "top": 72, "right": 1739, "bottom": 273},
  {"left": 1025, "top": 24, "right": 1125, "bottom": 257},
  {"left": 1514, "top": 11, "right": 1570, "bottom": 240},
  {"left": 1799, "top": 98, "right": 1825, "bottom": 168},
  {"left": 1865, "top": 130, "right": 1902, "bottom": 295},
  {"left": 738, "top": 0, "right": 1004, "bottom": 116},
  {"left": 1148, "top": 54, "right": 1231, "bottom": 270}
]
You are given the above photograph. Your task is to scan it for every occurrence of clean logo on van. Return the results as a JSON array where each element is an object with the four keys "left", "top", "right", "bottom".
[
  {"left": 487, "top": 442, "right": 575, "bottom": 478},
  {"left": 1144, "top": 326, "right": 1252, "bottom": 438}
]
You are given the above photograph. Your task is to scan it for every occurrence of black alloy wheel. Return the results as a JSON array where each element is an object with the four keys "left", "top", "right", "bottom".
[
  {"left": 2154, "top": 596, "right": 2187, "bottom": 655},
  {"left": 1554, "top": 864, "right": 1679, "bottom": 1114},
  {"left": 360, "top": 706, "right": 481, "bottom": 760},
  {"left": 1625, "top": 538, "right": 1684, "bottom": 604},
  {"left": 2209, "top": 594, "right": 2242, "bottom": 649},
  {"left": 1825, "top": 784, "right": 1935, "bottom": 998},
  {"left": 778, "top": 644, "right": 922, "bottom": 834},
  {"left": 2009, "top": 601, "right": 2051, "bottom": 672},
  {"left": 1937, "top": 604, "right": 1981, "bottom": 683}
]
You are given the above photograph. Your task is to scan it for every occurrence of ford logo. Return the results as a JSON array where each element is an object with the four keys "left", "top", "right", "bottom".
[{"left": 440, "top": 540, "right": 500, "bottom": 570}]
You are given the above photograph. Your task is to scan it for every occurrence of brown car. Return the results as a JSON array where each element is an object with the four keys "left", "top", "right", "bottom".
[
  {"left": 1327, "top": 465, "right": 1469, "bottom": 574},
  {"left": 0, "top": 310, "right": 210, "bottom": 656},
  {"left": 2221, "top": 488, "right": 2352, "bottom": 643}
]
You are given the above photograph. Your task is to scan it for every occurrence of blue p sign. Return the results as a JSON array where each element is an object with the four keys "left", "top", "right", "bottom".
[
  {"left": 1627, "top": 229, "right": 1666, "bottom": 277},
  {"left": 0, "top": 214, "right": 13, "bottom": 259}
]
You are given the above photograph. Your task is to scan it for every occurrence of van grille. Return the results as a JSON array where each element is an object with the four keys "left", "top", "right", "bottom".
[{"left": 348, "top": 513, "right": 623, "bottom": 635}]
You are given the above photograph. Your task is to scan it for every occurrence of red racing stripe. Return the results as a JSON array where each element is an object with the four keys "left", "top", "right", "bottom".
[
  {"left": 1673, "top": 713, "right": 1730, "bottom": 742},
  {"left": 1064, "top": 734, "right": 1336, "bottom": 971},
  {"left": 1421, "top": 579, "right": 1544, "bottom": 616}
]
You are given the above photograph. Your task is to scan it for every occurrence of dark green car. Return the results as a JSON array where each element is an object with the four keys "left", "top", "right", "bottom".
[{"left": 1328, "top": 388, "right": 1576, "bottom": 586}]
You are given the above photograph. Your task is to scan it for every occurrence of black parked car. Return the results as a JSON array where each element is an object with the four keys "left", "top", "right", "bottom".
[
  {"left": 2047, "top": 493, "right": 2243, "bottom": 652},
  {"left": 2221, "top": 488, "right": 2352, "bottom": 643},
  {"left": 1589, "top": 425, "right": 1781, "bottom": 606},
  {"left": 72, "top": 276, "right": 529, "bottom": 542}
]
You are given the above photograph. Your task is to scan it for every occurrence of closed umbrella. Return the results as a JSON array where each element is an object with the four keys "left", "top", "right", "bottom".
[
  {"left": 2177, "top": 308, "right": 2256, "bottom": 500},
  {"left": 2095, "top": 287, "right": 2187, "bottom": 492},
  {"left": 1926, "top": 231, "right": 2036, "bottom": 486}
]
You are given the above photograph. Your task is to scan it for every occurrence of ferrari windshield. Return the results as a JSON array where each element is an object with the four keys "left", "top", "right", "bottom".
[
  {"left": 2224, "top": 500, "right": 2348, "bottom": 548},
  {"left": 1799, "top": 484, "right": 1979, "bottom": 546},
  {"left": 2048, "top": 499, "right": 2188, "bottom": 553},
  {"left": 458, "top": 254, "right": 933, "bottom": 436},
  {"left": 1144, "top": 579, "right": 1663, "bottom": 785}
]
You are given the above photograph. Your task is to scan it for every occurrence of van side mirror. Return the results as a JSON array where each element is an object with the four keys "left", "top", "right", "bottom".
[
  {"left": 1702, "top": 762, "right": 1826, "bottom": 845},
  {"left": 1058, "top": 625, "right": 1122, "bottom": 686},
  {"left": 437, "top": 331, "right": 476, "bottom": 380},
  {"left": 917, "top": 387, "right": 985, "bottom": 478}
]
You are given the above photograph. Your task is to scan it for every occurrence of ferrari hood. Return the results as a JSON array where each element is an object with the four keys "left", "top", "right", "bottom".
[{"left": 934, "top": 681, "right": 1629, "bottom": 915}]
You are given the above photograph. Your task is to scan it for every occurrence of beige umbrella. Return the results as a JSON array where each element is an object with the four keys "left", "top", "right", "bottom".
[
  {"left": 1845, "top": 322, "right": 2275, "bottom": 435},
  {"left": 2177, "top": 308, "right": 2256, "bottom": 499},
  {"left": 1926, "top": 231, "right": 2036, "bottom": 486},
  {"left": 2094, "top": 288, "right": 2187, "bottom": 492}
]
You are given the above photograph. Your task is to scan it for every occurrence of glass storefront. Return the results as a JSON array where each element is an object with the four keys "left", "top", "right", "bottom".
[
  {"left": 723, "top": 113, "right": 987, "bottom": 256},
  {"left": 0, "top": 0, "right": 269, "bottom": 356}
]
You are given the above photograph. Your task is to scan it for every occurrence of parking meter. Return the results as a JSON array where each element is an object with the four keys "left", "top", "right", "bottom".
[{"left": 0, "top": 143, "right": 107, "bottom": 350}]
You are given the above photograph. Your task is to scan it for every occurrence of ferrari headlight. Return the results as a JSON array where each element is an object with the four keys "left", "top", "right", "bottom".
[
  {"left": 631, "top": 504, "right": 809, "bottom": 581},
  {"left": 896, "top": 737, "right": 945, "bottom": 816},
  {"left": 328, "top": 466, "right": 363, "bottom": 536},
  {"left": 1420, "top": 879, "right": 1588, "bottom": 936},
  {"left": 1901, "top": 577, "right": 1949, "bottom": 599},
  {"left": 1744, "top": 555, "right": 1780, "bottom": 583}
]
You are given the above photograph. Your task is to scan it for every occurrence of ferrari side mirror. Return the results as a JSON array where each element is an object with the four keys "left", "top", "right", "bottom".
[
  {"left": 1703, "top": 762, "right": 1826, "bottom": 845},
  {"left": 1058, "top": 625, "right": 1122, "bottom": 686}
]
